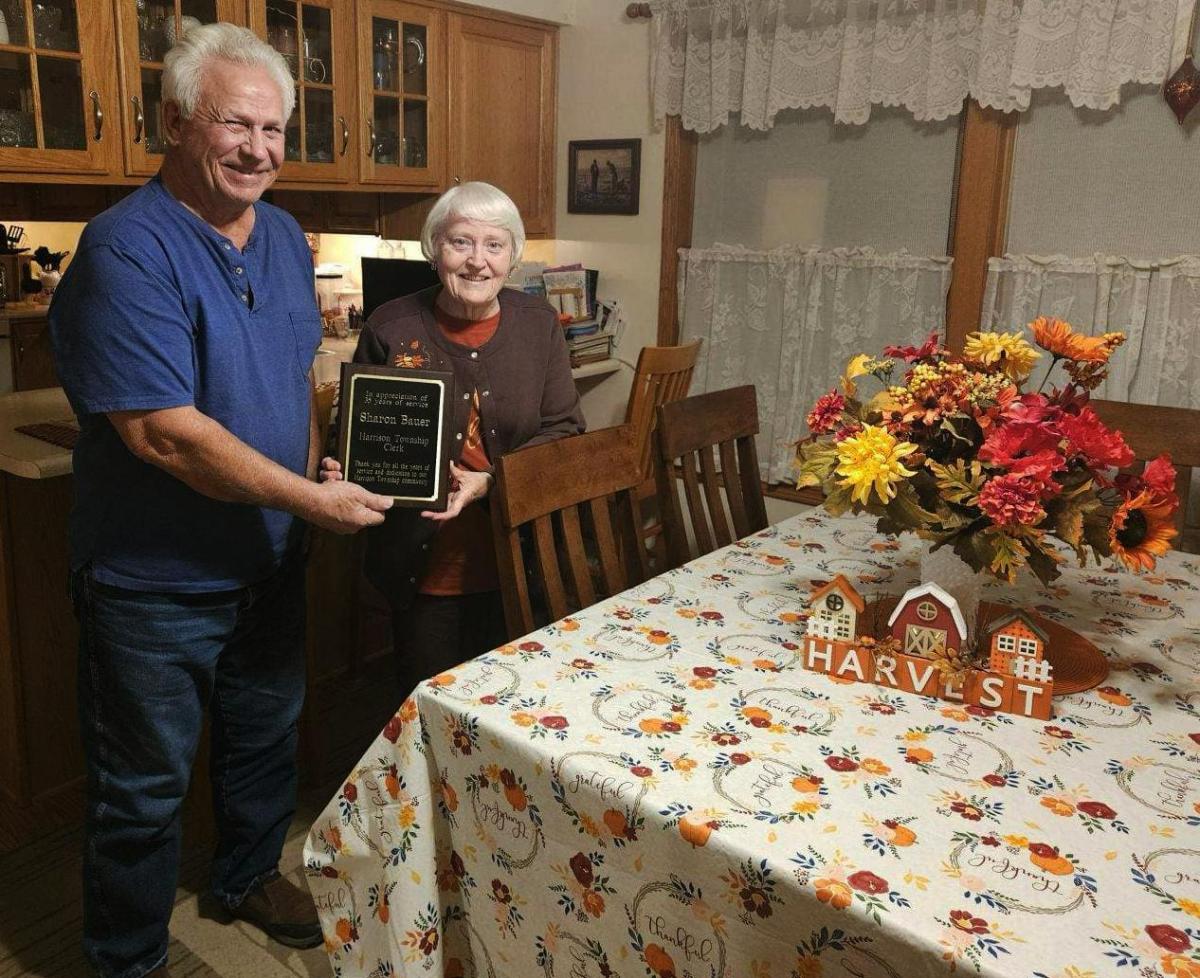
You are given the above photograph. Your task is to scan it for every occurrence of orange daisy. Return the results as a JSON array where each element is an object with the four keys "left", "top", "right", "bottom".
[{"left": 1109, "top": 491, "right": 1177, "bottom": 572}]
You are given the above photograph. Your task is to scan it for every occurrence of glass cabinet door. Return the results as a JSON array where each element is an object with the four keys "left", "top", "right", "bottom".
[
  {"left": 356, "top": 0, "right": 443, "bottom": 187},
  {"left": 114, "top": 0, "right": 242, "bottom": 177},
  {"left": 252, "top": 0, "right": 353, "bottom": 183},
  {"left": 0, "top": 0, "right": 120, "bottom": 174}
]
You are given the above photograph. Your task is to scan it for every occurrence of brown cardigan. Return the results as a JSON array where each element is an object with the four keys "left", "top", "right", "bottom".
[{"left": 353, "top": 285, "right": 585, "bottom": 609}]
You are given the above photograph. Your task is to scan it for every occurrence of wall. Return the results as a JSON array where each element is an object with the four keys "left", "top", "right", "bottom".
[
  {"left": 555, "top": 2, "right": 664, "bottom": 430},
  {"left": 0, "top": 221, "right": 85, "bottom": 283}
]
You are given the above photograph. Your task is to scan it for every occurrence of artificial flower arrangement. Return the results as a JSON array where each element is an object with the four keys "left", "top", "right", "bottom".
[{"left": 795, "top": 318, "right": 1179, "bottom": 583}]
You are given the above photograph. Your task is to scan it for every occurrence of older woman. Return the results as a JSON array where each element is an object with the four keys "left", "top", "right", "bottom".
[{"left": 325, "top": 182, "right": 584, "bottom": 693}]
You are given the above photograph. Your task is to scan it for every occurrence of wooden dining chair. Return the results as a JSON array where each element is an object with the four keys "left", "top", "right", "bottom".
[
  {"left": 623, "top": 340, "right": 702, "bottom": 562},
  {"left": 1090, "top": 398, "right": 1200, "bottom": 551},
  {"left": 491, "top": 425, "right": 650, "bottom": 638},
  {"left": 655, "top": 385, "right": 769, "bottom": 568}
]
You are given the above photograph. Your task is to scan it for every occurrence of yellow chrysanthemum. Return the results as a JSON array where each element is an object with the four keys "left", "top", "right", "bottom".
[
  {"left": 964, "top": 331, "right": 1042, "bottom": 381},
  {"left": 834, "top": 425, "right": 917, "bottom": 505}
]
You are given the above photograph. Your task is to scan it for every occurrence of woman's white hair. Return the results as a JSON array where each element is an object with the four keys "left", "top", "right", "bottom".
[
  {"left": 421, "top": 182, "right": 525, "bottom": 265},
  {"left": 163, "top": 22, "right": 295, "bottom": 121}
]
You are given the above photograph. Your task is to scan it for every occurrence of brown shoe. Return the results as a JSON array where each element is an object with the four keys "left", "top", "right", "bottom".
[{"left": 228, "top": 875, "right": 323, "bottom": 949}]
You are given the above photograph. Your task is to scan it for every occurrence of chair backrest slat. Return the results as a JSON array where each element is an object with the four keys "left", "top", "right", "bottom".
[
  {"left": 559, "top": 504, "right": 597, "bottom": 610},
  {"left": 655, "top": 386, "right": 769, "bottom": 568},
  {"left": 698, "top": 444, "right": 732, "bottom": 548},
  {"left": 492, "top": 425, "right": 648, "bottom": 639}
]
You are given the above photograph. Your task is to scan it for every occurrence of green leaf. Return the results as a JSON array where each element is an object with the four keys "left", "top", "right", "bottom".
[
  {"left": 883, "top": 482, "right": 937, "bottom": 528},
  {"left": 795, "top": 441, "right": 839, "bottom": 489},
  {"left": 925, "top": 459, "right": 986, "bottom": 507},
  {"left": 981, "top": 529, "right": 1028, "bottom": 583},
  {"left": 1082, "top": 508, "right": 1113, "bottom": 560},
  {"left": 822, "top": 481, "right": 856, "bottom": 517}
]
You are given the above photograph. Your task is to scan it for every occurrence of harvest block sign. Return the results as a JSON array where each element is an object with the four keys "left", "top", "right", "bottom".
[{"left": 802, "top": 576, "right": 1055, "bottom": 720}]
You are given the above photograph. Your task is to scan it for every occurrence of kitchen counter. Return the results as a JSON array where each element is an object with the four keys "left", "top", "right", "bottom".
[
  {"left": 0, "top": 387, "right": 73, "bottom": 479},
  {"left": 0, "top": 302, "right": 49, "bottom": 336}
]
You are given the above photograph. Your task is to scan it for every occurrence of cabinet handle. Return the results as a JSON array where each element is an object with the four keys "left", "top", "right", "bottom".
[
  {"left": 338, "top": 115, "right": 349, "bottom": 156},
  {"left": 366, "top": 118, "right": 376, "bottom": 158},
  {"left": 88, "top": 90, "right": 103, "bottom": 141},
  {"left": 454, "top": 175, "right": 461, "bottom": 184},
  {"left": 131, "top": 96, "right": 144, "bottom": 145}
]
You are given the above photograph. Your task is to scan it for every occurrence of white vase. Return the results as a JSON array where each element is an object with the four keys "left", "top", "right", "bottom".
[
  {"left": 39, "top": 269, "right": 61, "bottom": 294},
  {"left": 919, "top": 546, "right": 985, "bottom": 650}
]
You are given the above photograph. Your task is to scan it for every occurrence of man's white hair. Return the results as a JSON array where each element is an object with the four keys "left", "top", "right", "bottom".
[
  {"left": 163, "top": 22, "right": 295, "bottom": 120},
  {"left": 421, "top": 182, "right": 526, "bottom": 265}
]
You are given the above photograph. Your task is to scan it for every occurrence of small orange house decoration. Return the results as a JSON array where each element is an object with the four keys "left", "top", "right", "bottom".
[{"left": 801, "top": 578, "right": 1055, "bottom": 720}]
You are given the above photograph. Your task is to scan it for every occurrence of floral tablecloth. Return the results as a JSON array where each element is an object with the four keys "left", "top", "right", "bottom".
[{"left": 305, "top": 511, "right": 1200, "bottom": 978}]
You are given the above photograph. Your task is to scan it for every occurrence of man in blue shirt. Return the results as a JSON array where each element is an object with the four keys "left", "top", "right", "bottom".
[{"left": 49, "top": 23, "right": 392, "bottom": 978}]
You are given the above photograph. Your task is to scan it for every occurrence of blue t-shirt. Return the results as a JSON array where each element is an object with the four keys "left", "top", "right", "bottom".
[{"left": 49, "top": 176, "right": 321, "bottom": 592}]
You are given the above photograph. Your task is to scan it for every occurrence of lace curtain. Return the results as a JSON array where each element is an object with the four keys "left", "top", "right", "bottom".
[
  {"left": 650, "top": 0, "right": 1196, "bottom": 130},
  {"left": 981, "top": 254, "right": 1200, "bottom": 409},
  {"left": 677, "top": 245, "right": 953, "bottom": 483}
]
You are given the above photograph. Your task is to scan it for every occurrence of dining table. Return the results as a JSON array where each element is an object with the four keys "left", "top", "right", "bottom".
[{"left": 304, "top": 509, "right": 1200, "bottom": 978}]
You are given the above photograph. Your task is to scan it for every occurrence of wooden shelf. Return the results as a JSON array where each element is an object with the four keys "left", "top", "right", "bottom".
[{"left": 571, "top": 358, "right": 620, "bottom": 380}]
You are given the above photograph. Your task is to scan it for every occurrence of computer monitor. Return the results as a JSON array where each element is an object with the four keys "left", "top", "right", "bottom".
[{"left": 360, "top": 257, "right": 441, "bottom": 320}]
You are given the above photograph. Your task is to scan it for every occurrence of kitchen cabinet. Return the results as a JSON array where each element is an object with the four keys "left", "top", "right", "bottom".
[
  {"left": 10, "top": 313, "right": 57, "bottom": 390},
  {"left": 249, "top": 0, "right": 356, "bottom": 184},
  {"left": 354, "top": 0, "right": 445, "bottom": 189},
  {"left": 447, "top": 12, "right": 556, "bottom": 236},
  {"left": 0, "top": 0, "right": 122, "bottom": 176},
  {"left": 113, "top": 0, "right": 244, "bottom": 177}
]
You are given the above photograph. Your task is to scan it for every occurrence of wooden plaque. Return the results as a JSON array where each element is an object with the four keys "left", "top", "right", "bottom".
[{"left": 336, "top": 363, "right": 455, "bottom": 509}]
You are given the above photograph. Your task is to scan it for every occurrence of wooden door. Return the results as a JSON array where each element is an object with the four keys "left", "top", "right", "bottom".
[
  {"left": 0, "top": 0, "right": 121, "bottom": 175},
  {"left": 249, "top": 0, "right": 355, "bottom": 184},
  {"left": 113, "top": 0, "right": 245, "bottom": 178},
  {"left": 355, "top": 0, "right": 445, "bottom": 188},
  {"left": 447, "top": 13, "right": 556, "bottom": 236}
]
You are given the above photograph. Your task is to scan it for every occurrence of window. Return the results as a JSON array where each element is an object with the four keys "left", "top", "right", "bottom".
[
  {"left": 997, "top": 634, "right": 1016, "bottom": 653},
  {"left": 1018, "top": 638, "right": 1039, "bottom": 656},
  {"left": 917, "top": 601, "right": 937, "bottom": 622},
  {"left": 836, "top": 623, "right": 851, "bottom": 639},
  {"left": 827, "top": 594, "right": 844, "bottom": 612}
]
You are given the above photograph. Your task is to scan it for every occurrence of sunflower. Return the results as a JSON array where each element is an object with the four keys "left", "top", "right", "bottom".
[
  {"left": 964, "top": 331, "right": 1041, "bottom": 381},
  {"left": 834, "top": 425, "right": 918, "bottom": 505},
  {"left": 1109, "top": 491, "right": 1177, "bottom": 572}
]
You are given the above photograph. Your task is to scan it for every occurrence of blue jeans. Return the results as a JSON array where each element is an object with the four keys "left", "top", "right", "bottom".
[{"left": 72, "top": 558, "right": 307, "bottom": 978}]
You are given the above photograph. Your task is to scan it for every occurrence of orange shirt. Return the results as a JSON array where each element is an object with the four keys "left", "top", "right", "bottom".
[{"left": 417, "top": 308, "right": 501, "bottom": 595}]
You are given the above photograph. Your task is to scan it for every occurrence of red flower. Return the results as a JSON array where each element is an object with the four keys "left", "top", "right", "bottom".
[
  {"left": 382, "top": 716, "right": 404, "bottom": 743},
  {"left": 322, "top": 865, "right": 339, "bottom": 878},
  {"left": 1146, "top": 924, "right": 1192, "bottom": 953},
  {"left": 982, "top": 773, "right": 1007, "bottom": 787},
  {"left": 1190, "top": 733, "right": 1200, "bottom": 746},
  {"left": 1077, "top": 800, "right": 1116, "bottom": 820},
  {"left": 700, "top": 610, "right": 724, "bottom": 621},
  {"left": 540, "top": 715, "right": 569, "bottom": 730},
  {"left": 491, "top": 879, "right": 512, "bottom": 904},
  {"left": 712, "top": 732, "right": 741, "bottom": 746},
  {"left": 661, "top": 721, "right": 682, "bottom": 733},
  {"left": 951, "top": 800, "right": 983, "bottom": 821},
  {"left": 519, "top": 641, "right": 544, "bottom": 652},
  {"left": 965, "top": 705, "right": 994, "bottom": 717},
  {"left": 869, "top": 702, "right": 896, "bottom": 715},
  {"left": 1028, "top": 842, "right": 1058, "bottom": 858},
  {"left": 750, "top": 716, "right": 771, "bottom": 728},
  {"left": 631, "top": 765, "right": 653, "bottom": 778},
  {"left": 950, "top": 909, "right": 990, "bottom": 934},
  {"left": 1043, "top": 725, "right": 1073, "bottom": 739},
  {"left": 825, "top": 756, "right": 859, "bottom": 772},
  {"left": 884, "top": 329, "right": 942, "bottom": 362},
  {"left": 981, "top": 835, "right": 1001, "bottom": 847},
  {"left": 978, "top": 423, "right": 1065, "bottom": 482},
  {"left": 571, "top": 658, "right": 594, "bottom": 669},
  {"left": 806, "top": 390, "right": 846, "bottom": 435},
  {"left": 1058, "top": 407, "right": 1134, "bottom": 470},
  {"left": 342, "top": 782, "right": 357, "bottom": 802},
  {"left": 479, "top": 695, "right": 498, "bottom": 705},
  {"left": 693, "top": 666, "right": 717, "bottom": 678},
  {"left": 847, "top": 870, "right": 889, "bottom": 895},
  {"left": 978, "top": 474, "right": 1048, "bottom": 527},
  {"left": 728, "top": 753, "right": 751, "bottom": 766},
  {"left": 1142, "top": 454, "right": 1179, "bottom": 501}
]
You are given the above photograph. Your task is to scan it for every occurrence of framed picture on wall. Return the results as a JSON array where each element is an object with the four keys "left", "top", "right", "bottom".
[{"left": 567, "top": 139, "right": 641, "bottom": 215}]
